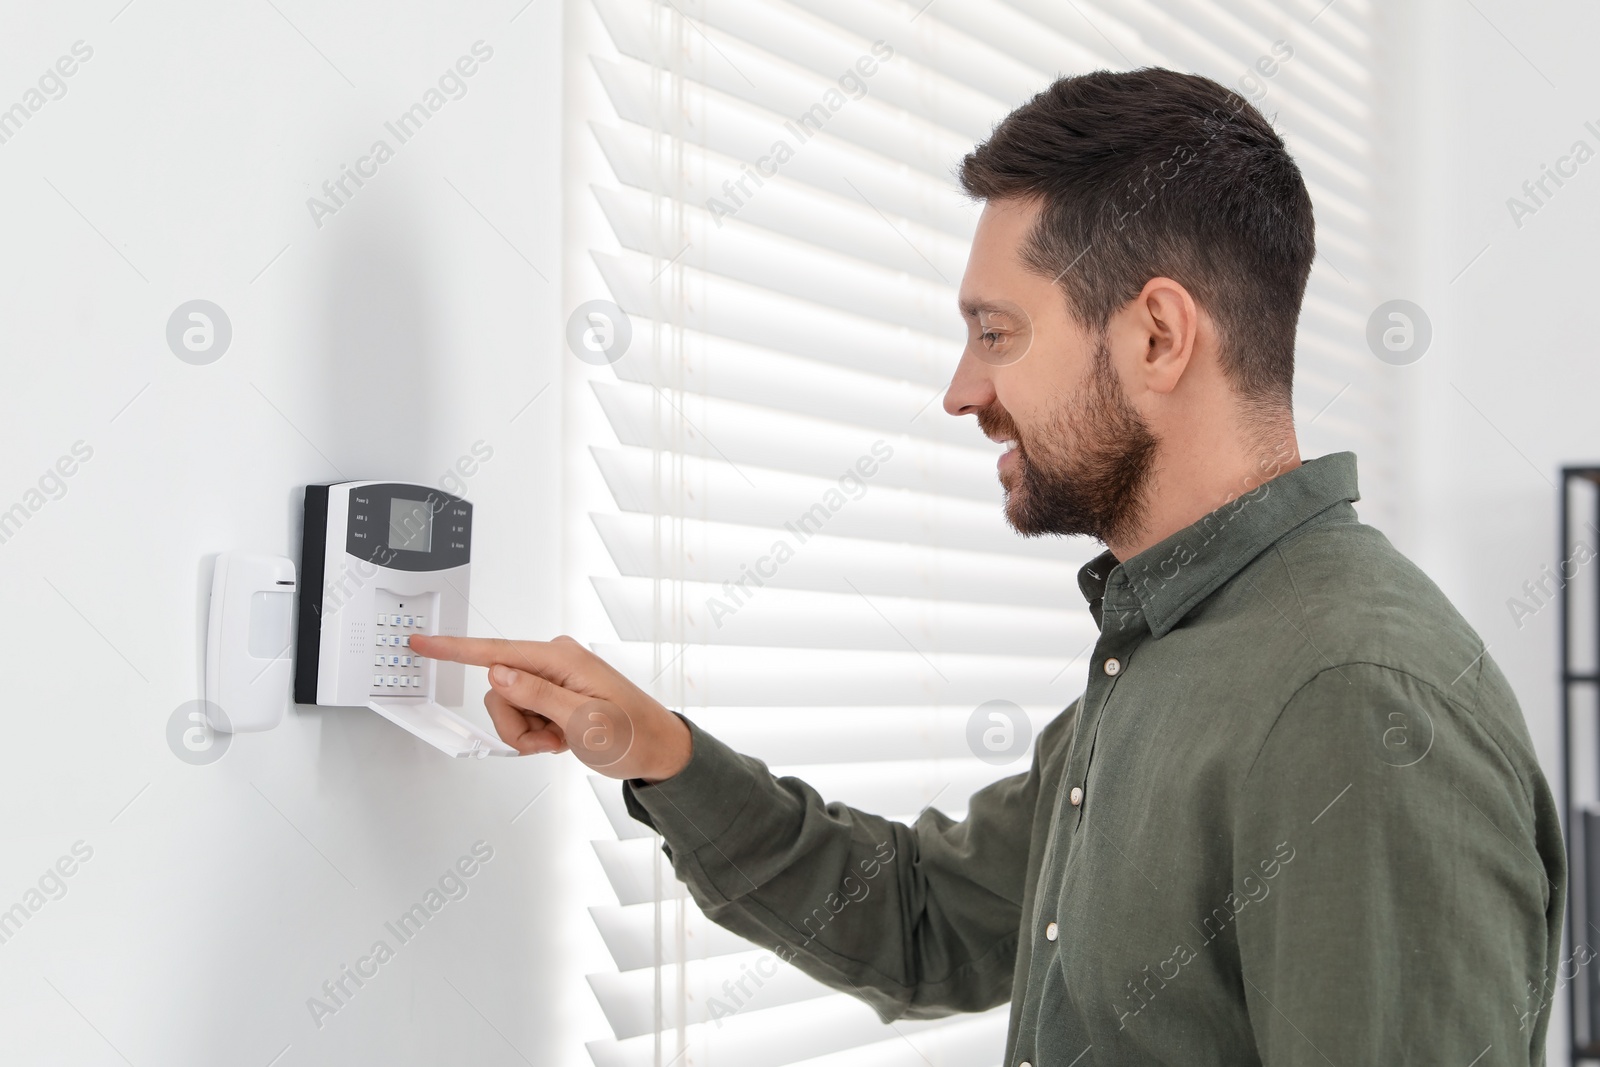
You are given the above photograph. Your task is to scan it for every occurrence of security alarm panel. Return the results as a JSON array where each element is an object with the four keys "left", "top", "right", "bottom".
[{"left": 294, "top": 481, "right": 515, "bottom": 758}]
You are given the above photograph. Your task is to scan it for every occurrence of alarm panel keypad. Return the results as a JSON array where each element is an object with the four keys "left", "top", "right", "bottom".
[{"left": 370, "top": 591, "right": 435, "bottom": 694}]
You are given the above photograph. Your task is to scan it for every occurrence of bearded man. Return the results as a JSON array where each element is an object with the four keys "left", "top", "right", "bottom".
[{"left": 417, "top": 68, "right": 1564, "bottom": 1066}]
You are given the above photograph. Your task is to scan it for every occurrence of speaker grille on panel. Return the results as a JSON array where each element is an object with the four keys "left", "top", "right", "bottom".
[{"left": 349, "top": 623, "right": 367, "bottom": 654}]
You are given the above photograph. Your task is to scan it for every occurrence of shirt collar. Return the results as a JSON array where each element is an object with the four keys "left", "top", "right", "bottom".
[{"left": 1077, "top": 452, "right": 1361, "bottom": 638}]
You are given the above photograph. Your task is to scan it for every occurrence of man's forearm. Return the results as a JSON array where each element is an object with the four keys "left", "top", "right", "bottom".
[{"left": 623, "top": 714, "right": 1039, "bottom": 1021}]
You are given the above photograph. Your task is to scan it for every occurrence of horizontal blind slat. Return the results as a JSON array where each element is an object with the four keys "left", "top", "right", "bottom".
[
  {"left": 589, "top": 950, "right": 832, "bottom": 1037},
  {"left": 592, "top": 121, "right": 979, "bottom": 279},
  {"left": 589, "top": 512, "right": 1088, "bottom": 608},
  {"left": 590, "top": 445, "right": 1076, "bottom": 561},
  {"left": 683, "top": 706, "right": 1072, "bottom": 765},
  {"left": 592, "top": 574, "right": 1097, "bottom": 656},
  {"left": 593, "top": 252, "right": 956, "bottom": 387},
  {"left": 590, "top": 43, "right": 971, "bottom": 187},
  {"left": 784, "top": 1008, "right": 1010, "bottom": 1067},
  {"left": 603, "top": 327, "right": 976, "bottom": 448},
  {"left": 791, "top": 0, "right": 1060, "bottom": 105},
  {"left": 591, "top": 380, "right": 999, "bottom": 502},
  {"left": 597, "top": 642, "right": 1088, "bottom": 707},
  {"left": 638, "top": 0, "right": 1016, "bottom": 140},
  {"left": 589, "top": 900, "right": 755, "bottom": 971},
  {"left": 585, "top": 995, "right": 992, "bottom": 1067},
  {"left": 593, "top": 184, "right": 961, "bottom": 333}
]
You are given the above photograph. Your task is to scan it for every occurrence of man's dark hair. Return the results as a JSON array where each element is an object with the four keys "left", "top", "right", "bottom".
[{"left": 959, "top": 68, "right": 1315, "bottom": 410}]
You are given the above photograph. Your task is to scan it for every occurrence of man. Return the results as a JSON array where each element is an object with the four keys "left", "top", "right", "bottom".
[{"left": 414, "top": 68, "right": 1565, "bottom": 1064}]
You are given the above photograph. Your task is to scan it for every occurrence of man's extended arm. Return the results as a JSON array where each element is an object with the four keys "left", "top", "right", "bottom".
[
  {"left": 622, "top": 706, "right": 1078, "bottom": 1022},
  {"left": 407, "top": 632, "right": 1079, "bottom": 1023}
]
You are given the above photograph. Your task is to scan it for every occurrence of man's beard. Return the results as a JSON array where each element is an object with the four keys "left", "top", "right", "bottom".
[{"left": 977, "top": 338, "right": 1160, "bottom": 547}]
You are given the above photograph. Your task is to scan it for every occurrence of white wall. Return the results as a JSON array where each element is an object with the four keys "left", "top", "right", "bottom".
[
  {"left": 0, "top": 3, "right": 614, "bottom": 1064},
  {"left": 1388, "top": 1, "right": 1600, "bottom": 1063}
]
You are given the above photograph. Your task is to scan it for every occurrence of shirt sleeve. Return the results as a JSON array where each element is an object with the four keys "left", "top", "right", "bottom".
[
  {"left": 1233, "top": 663, "right": 1563, "bottom": 1066},
  {"left": 622, "top": 707, "right": 1078, "bottom": 1023}
]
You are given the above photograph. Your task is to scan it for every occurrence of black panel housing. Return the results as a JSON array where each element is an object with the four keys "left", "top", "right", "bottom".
[{"left": 293, "top": 484, "right": 330, "bottom": 705}]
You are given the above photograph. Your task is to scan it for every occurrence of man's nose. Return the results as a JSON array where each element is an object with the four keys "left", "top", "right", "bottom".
[{"left": 942, "top": 351, "right": 996, "bottom": 417}]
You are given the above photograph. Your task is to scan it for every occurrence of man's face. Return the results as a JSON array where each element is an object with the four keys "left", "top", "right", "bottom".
[{"left": 944, "top": 198, "right": 1159, "bottom": 547}]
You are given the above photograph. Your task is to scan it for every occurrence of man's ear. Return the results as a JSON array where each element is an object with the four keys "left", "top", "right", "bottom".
[{"left": 1126, "top": 276, "right": 1199, "bottom": 396}]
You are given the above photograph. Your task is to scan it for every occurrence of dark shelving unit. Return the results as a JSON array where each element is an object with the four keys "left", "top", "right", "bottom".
[{"left": 1563, "top": 467, "right": 1600, "bottom": 1062}]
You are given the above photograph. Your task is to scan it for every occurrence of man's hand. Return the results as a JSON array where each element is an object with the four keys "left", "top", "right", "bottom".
[{"left": 408, "top": 634, "right": 691, "bottom": 783}]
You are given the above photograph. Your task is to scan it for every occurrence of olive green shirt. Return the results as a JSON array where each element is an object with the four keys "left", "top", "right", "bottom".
[{"left": 623, "top": 452, "right": 1566, "bottom": 1065}]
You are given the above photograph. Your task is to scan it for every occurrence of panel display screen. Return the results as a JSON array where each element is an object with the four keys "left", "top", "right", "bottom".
[
  {"left": 387, "top": 497, "right": 433, "bottom": 553},
  {"left": 344, "top": 483, "right": 470, "bottom": 571}
]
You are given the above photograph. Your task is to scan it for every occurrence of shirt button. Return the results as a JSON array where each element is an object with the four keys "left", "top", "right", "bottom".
[
  {"left": 1070, "top": 786, "right": 1083, "bottom": 807},
  {"left": 1045, "top": 921, "right": 1059, "bottom": 941},
  {"left": 1104, "top": 657, "right": 1122, "bottom": 676},
  {"left": 1020, "top": 1062, "right": 1032, "bottom": 1067}
]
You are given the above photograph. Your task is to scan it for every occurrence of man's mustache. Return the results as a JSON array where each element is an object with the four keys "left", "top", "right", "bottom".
[{"left": 975, "top": 404, "right": 1019, "bottom": 444}]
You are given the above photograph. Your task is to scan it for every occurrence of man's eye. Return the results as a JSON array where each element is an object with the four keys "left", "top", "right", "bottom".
[{"left": 983, "top": 330, "right": 1003, "bottom": 347}]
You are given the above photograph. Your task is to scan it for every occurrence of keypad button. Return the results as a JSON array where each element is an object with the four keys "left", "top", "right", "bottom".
[
  {"left": 410, "top": 676, "right": 421, "bottom": 688},
  {"left": 400, "top": 655, "right": 412, "bottom": 667},
  {"left": 377, "top": 613, "right": 387, "bottom": 627},
  {"left": 402, "top": 614, "right": 414, "bottom": 627},
  {"left": 414, "top": 615, "right": 426, "bottom": 628},
  {"left": 373, "top": 674, "right": 383, "bottom": 687},
  {"left": 375, "top": 654, "right": 385, "bottom": 667},
  {"left": 386, "top": 675, "right": 399, "bottom": 687}
]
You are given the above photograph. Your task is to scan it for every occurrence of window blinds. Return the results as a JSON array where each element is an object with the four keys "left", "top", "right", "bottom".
[{"left": 571, "top": 0, "right": 1389, "bottom": 1064}]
